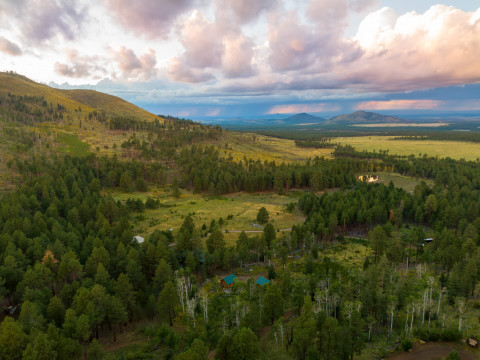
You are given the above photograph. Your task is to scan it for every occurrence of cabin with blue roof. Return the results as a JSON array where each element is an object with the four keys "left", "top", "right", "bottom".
[
  {"left": 256, "top": 276, "right": 270, "bottom": 286},
  {"left": 221, "top": 274, "right": 236, "bottom": 288}
]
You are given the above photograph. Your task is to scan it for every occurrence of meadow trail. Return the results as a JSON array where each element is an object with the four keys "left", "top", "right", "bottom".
[{"left": 222, "top": 228, "right": 292, "bottom": 233}]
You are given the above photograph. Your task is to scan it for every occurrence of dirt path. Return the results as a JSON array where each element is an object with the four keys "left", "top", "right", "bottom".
[
  {"left": 223, "top": 228, "right": 292, "bottom": 233},
  {"left": 388, "top": 342, "right": 478, "bottom": 360}
]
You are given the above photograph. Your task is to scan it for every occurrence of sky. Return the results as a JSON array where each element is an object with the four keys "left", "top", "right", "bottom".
[{"left": 1, "top": 0, "right": 480, "bottom": 119}]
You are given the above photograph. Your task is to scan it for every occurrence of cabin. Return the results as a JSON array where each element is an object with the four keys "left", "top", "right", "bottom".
[
  {"left": 256, "top": 276, "right": 270, "bottom": 286},
  {"left": 133, "top": 235, "right": 144, "bottom": 244},
  {"left": 221, "top": 274, "right": 236, "bottom": 288}
]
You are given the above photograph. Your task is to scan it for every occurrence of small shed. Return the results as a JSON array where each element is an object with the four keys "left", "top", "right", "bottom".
[
  {"left": 256, "top": 276, "right": 270, "bottom": 286},
  {"left": 221, "top": 274, "right": 236, "bottom": 288},
  {"left": 424, "top": 238, "right": 433, "bottom": 243},
  {"left": 133, "top": 235, "right": 145, "bottom": 244}
]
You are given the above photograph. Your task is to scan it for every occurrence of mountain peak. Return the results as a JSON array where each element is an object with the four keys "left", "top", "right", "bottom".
[
  {"left": 328, "top": 110, "right": 406, "bottom": 124},
  {"left": 283, "top": 113, "right": 326, "bottom": 123}
]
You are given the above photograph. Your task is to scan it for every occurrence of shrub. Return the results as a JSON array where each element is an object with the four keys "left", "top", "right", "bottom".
[{"left": 401, "top": 338, "right": 413, "bottom": 352}]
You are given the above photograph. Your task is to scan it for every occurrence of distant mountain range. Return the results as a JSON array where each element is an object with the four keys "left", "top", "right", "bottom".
[
  {"left": 205, "top": 110, "right": 410, "bottom": 128},
  {"left": 326, "top": 110, "right": 407, "bottom": 124},
  {"left": 280, "top": 112, "right": 326, "bottom": 124}
]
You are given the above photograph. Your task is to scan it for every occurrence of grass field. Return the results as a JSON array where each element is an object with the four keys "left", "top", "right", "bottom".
[
  {"left": 323, "top": 241, "right": 372, "bottom": 268},
  {"left": 336, "top": 136, "right": 480, "bottom": 161},
  {"left": 111, "top": 188, "right": 305, "bottom": 245},
  {"left": 213, "top": 132, "right": 332, "bottom": 163},
  {"left": 56, "top": 132, "right": 91, "bottom": 156},
  {"left": 366, "top": 172, "right": 434, "bottom": 192}
]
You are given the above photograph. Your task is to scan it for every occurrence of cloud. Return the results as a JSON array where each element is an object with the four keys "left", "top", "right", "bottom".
[
  {"left": 215, "top": 0, "right": 276, "bottom": 26},
  {"left": 18, "top": 0, "right": 86, "bottom": 42},
  {"left": 348, "top": 5, "right": 480, "bottom": 90},
  {"left": 267, "top": 0, "right": 360, "bottom": 73},
  {"left": 268, "top": 11, "right": 319, "bottom": 71},
  {"left": 168, "top": 11, "right": 257, "bottom": 82},
  {"left": 307, "top": 0, "right": 348, "bottom": 30},
  {"left": 0, "top": 36, "right": 22, "bottom": 56},
  {"left": 54, "top": 50, "right": 105, "bottom": 78},
  {"left": 176, "top": 12, "right": 224, "bottom": 69},
  {"left": 168, "top": 57, "right": 214, "bottom": 83},
  {"left": 222, "top": 34, "right": 255, "bottom": 77},
  {"left": 356, "top": 100, "right": 444, "bottom": 110},
  {"left": 107, "top": 0, "right": 193, "bottom": 39},
  {"left": 268, "top": 103, "right": 340, "bottom": 114},
  {"left": 349, "top": 0, "right": 380, "bottom": 13},
  {"left": 112, "top": 47, "right": 157, "bottom": 80}
]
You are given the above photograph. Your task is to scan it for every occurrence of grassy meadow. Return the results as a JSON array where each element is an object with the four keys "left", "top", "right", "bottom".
[
  {"left": 212, "top": 132, "right": 333, "bottom": 163},
  {"left": 111, "top": 188, "right": 305, "bottom": 245},
  {"left": 335, "top": 136, "right": 480, "bottom": 161},
  {"left": 366, "top": 172, "right": 434, "bottom": 192}
]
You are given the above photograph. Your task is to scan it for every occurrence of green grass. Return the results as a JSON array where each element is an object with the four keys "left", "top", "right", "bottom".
[
  {"left": 367, "top": 172, "right": 434, "bottom": 192},
  {"left": 110, "top": 188, "right": 305, "bottom": 245},
  {"left": 210, "top": 132, "right": 333, "bottom": 164},
  {"left": 56, "top": 132, "right": 91, "bottom": 156},
  {"left": 336, "top": 136, "right": 480, "bottom": 161},
  {"left": 321, "top": 241, "right": 372, "bottom": 268}
]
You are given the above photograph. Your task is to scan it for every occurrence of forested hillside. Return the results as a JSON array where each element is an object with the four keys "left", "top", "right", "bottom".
[{"left": 1, "top": 74, "right": 480, "bottom": 360}]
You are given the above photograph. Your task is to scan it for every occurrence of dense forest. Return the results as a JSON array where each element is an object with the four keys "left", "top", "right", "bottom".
[{"left": 2, "top": 93, "right": 480, "bottom": 360}]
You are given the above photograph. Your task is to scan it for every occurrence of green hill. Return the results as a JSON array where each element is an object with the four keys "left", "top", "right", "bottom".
[
  {"left": 327, "top": 110, "right": 407, "bottom": 124},
  {"left": 0, "top": 72, "right": 159, "bottom": 122}
]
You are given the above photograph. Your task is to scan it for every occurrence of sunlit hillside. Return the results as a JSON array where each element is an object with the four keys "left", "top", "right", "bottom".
[{"left": 0, "top": 72, "right": 159, "bottom": 122}]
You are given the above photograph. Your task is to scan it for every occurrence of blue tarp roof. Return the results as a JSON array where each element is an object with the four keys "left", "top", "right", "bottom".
[
  {"left": 256, "top": 276, "right": 270, "bottom": 286},
  {"left": 223, "top": 274, "right": 236, "bottom": 285}
]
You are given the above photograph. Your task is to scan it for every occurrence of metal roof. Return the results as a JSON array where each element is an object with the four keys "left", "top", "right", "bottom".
[
  {"left": 256, "top": 276, "right": 270, "bottom": 286},
  {"left": 223, "top": 274, "right": 236, "bottom": 285}
]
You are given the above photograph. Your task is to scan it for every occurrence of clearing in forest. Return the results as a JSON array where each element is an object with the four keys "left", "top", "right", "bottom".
[{"left": 111, "top": 189, "right": 306, "bottom": 245}]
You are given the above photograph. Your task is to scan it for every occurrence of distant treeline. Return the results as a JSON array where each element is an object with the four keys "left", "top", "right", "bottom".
[
  {"left": 252, "top": 123, "right": 480, "bottom": 140},
  {"left": 256, "top": 129, "right": 385, "bottom": 139},
  {"left": 294, "top": 138, "right": 337, "bottom": 148},
  {"left": 392, "top": 131, "right": 480, "bottom": 144}
]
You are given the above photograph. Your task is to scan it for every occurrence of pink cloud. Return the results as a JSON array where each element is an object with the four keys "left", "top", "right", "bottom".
[
  {"left": 168, "top": 57, "right": 214, "bottom": 83},
  {"left": 356, "top": 100, "right": 444, "bottom": 110},
  {"left": 112, "top": 47, "right": 157, "bottom": 80},
  {"left": 215, "top": 0, "right": 276, "bottom": 26},
  {"left": 268, "top": 103, "right": 340, "bottom": 114},
  {"left": 107, "top": 0, "right": 193, "bottom": 39},
  {"left": 20, "top": 0, "right": 85, "bottom": 42},
  {"left": 268, "top": 11, "right": 319, "bottom": 71},
  {"left": 176, "top": 12, "right": 224, "bottom": 69},
  {"left": 222, "top": 34, "right": 255, "bottom": 77},
  {"left": 0, "top": 36, "right": 22, "bottom": 56},
  {"left": 54, "top": 50, "right": 105, "bottom": 78},
  {"left": 348, "top": 5, "right": 480, "bottom": 90},
  {"left": 169, "top": 11, "right": 257, "bottom": 82}
]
